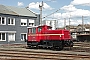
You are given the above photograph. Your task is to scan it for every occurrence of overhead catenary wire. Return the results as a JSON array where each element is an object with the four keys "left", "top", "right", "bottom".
[{"left": 43, "top": 8, "right": 61, "bottom": 19}]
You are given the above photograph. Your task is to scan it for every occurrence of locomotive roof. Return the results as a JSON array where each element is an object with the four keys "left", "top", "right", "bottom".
[
  {"left": 27, "top": 25, "right": 52, "bottom": 28},
  {"left": 38, "top": 25, "right": 52, "bottom": 28}
]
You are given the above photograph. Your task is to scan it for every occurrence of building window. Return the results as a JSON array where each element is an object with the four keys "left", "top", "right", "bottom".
[
  {"left": 29, "top": 19, "right": 34, "bottom": 26},
  {"left": 0, "top": 33, "right": 6, "bottom": 41},
  {"left": 21, "top": 33, "right": 27, "bottom": 41},
  {"left": 0, "top": 16, "right": 6, "bottom": 25},
  {"left": 21, "top": 19, "right": 27, "bottom": 26},
  {"left": 8, "top": 33, "right": 15, "bottom": 41},
  {"left": 8, "top": 18, "right": 15, "bottom": 25},
  {"left": 29, "top": 23, "right": 34, "bottom": 26}
]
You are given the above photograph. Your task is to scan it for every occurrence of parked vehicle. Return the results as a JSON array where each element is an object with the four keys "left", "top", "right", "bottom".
[{"left": 26, "top": 25, "right": 73, "bottom": 50}]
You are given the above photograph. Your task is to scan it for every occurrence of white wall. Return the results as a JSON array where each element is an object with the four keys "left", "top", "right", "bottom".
[{"left": 43, "top": 20, "right": 56, "bottom": 30}]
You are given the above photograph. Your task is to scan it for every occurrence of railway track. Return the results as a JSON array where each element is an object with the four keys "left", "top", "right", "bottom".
[
  {"left": 71, "top": 42, "right": 90, "bottom": 52},
  {"left": 0, "top": 42, "right": 90, "bottom": 60},
  {"left": 0, "top": 47, "right": 89, "bottom": 60},
  {"left": 74, "top": 42, "right": 90, "bottom": 47}
]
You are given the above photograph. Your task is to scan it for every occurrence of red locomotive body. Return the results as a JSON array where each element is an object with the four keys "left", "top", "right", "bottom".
[{"left": 26, "top": 25, "right": 73, "bottom": 50}]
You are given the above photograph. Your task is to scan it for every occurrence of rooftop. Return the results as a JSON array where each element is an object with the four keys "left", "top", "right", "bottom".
[{"left": 0, "top": 4, "right": 37, "bottom": 17}]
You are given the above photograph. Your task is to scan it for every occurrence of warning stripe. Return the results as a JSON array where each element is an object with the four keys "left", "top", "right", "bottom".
[{"left": 28, "top": 34, "right": 64, "bottom": 36}]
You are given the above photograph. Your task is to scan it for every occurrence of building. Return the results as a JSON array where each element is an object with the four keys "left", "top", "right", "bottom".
[
  {"left": 0, "top": 5, "right": 40, "bottom": 44},
  {"left": 66, "top": 24, "right": 90, "bottom": 42},
  {"left": 76, "top": 24, "right": 90, "bottom": 42},
  {"left": 43, "top": 20, "right": 57, "bottom": 30}
]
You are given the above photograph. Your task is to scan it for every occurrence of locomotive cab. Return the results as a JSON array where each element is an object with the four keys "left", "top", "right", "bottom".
[
  {"left": 27, "top": 26, "right": 38, "bottom": 47},
  {"left": 27, "top": 25, "right": 52, "bottom": 47}
]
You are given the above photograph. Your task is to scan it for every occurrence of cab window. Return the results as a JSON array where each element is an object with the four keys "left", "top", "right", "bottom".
[
  {"left": 28, "top": 28, "right": 32, "bottom": 33},
  {"left": 38, "top": 27, "right": 42, "bottom": 32},
  {"left": 28, "top": 28, "right": 36, "bottom": 34}
]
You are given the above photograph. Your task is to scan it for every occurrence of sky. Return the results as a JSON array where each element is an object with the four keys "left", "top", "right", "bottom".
[{"left": 0, "top": 0, "right": 90, "bottom": 27}]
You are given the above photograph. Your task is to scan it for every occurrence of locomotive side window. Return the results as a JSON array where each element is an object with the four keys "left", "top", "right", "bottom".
[
  {"left": 32, "top": 28, "right": 36, "bottom": 34},
  {"left": 38, "top": 27, "right": 42, "bottom": 32}
]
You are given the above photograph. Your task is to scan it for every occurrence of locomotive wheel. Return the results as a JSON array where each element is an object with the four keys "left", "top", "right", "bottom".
[
  {"left": 56, "top": 45, "right": 63, "bottom": 51},
  {"left": 57, "top": 42, "right": 64, "bottom": 50},
  {"left": 50, "top": 41, "right": 64, "bottom": 51},
  {"left": 36, "top": 45, "right": 39, "bottom": 49},
  {"left": 58, "top": 45, "right": 63, "bottom": 50},
  {"left": 51, "top": 45, "right": 63, "bottom": 51},
  {"left": 51, "top": 46, "right": 63, "bottom": 51}
]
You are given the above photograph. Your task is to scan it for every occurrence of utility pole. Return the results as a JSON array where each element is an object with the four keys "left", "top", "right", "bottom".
[
  {"left": 82, "top": 16, "right": 84, "bottom": 32},
  {"left": 69, "top": 18, "right": 70, "bottom": 30},
  {"left": 39, "top": 1, "right": 43, "bottom": 25},
  {"left": 64, "top": 18, "right": 66, "bottom": 29}
]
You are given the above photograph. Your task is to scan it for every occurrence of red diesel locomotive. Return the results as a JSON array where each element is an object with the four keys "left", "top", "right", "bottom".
[{"left": 26, "top": 25, "right": 73, "bottom": 50}]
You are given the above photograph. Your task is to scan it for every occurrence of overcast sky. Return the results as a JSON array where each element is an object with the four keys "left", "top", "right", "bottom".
[{"left": 0, "top": 0, "right": 90, "bottom": 27}]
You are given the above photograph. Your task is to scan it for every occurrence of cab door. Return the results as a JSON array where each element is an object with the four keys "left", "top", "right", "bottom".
[
  {"left": 28, "top": 28, "right": 37, "bottom": 42},
  {"left": 27, "top": 28, "right": 32, "bottom": 41}
]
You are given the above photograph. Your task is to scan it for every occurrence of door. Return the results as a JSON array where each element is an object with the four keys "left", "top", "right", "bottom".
[{"left": 8, "top": 33, "right": 15, "bottom": 42}]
